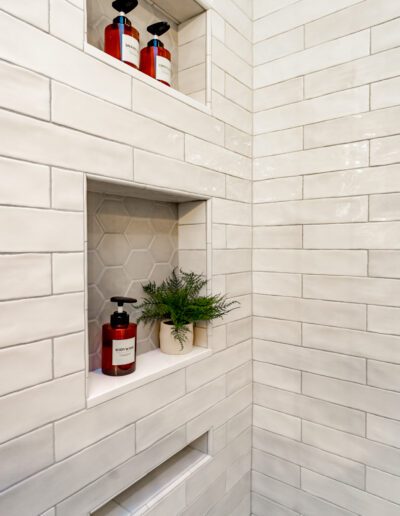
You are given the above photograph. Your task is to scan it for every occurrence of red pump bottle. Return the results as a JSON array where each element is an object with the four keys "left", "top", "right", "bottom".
[
  {"left": 102, "top": 296, "right": 137, "bottom": 376},
  {"left": 140, "top": 22, "right": 172, "bottom": 86},
  {"left": 104, "top": 0, "right": 140, "bottom": 69}
]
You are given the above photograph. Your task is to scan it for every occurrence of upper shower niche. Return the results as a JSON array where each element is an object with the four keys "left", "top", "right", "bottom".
[{"left": 86, "top": 0, "right": 209, "bottom": 104}]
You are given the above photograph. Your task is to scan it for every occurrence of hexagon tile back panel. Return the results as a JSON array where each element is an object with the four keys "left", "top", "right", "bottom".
[{"left": 87, "top": 192, "right": 178, "bottom": 371}]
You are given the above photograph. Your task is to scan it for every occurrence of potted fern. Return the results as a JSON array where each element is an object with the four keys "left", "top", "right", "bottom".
[{"left": 137, "top": 269, "right": 238, "bottom": 355}]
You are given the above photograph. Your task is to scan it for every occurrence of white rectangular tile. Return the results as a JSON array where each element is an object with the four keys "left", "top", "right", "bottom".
[
  {"left": 305, "top": 47, "right": 400, "bottom": 98},
  {"left": 0, "top": 372, "right": 85, "bottom": 444},
  {"left": 0, "top": 156, "right": 49, "bottom": 208},
  {"left": 253, "top": 249, "right": 367, "bottom": 275},
  {"left": 371, "top": 76, "right": 400, "bottom": 109},
  {"left": 254, "top": 405, "right": 301, "bottom": 440},
  {"left": 303, "top": 419, "right": 400, "bottom": 476},
  {"left": 367, "top": 468, "right": 400, "bottom": 506},
  {"left": 52, "top": 82, "right": 184, "bottom": 160},
  {"left": 371, "top": 134, "right": 400, "bottom": 166},
  {"left": 254, "top": 128, "right": 303, "bottom": 158},
  {"left": 254, "top": 77, "right": 303, "bottom": 112},
  {"left": 136, "top": 377, "right": 226, "bottom": 451},
  {"left": 134, "top": 150, "right": 225, "bottom": 198},
  {"left": 368, "top": 305, "right": 400, "bottom": 335},
  {"left": 253, "top": 316, "right": 301, "bottom": 345},
  {"left": 253, "top": 427, "right": 365, "bottom": 492},
  {"left": 0, "top": 293, "right": 84, "bottom": 347},
  {"left": 255, "top": 30, "right": 369, "bottom": 88},
  {"left": 255, "top": 86, "right": 369, "bottom": 134},
  {"left": 0, "top": 109, "right": 133, "bottom": 179},
  {"left": 368, "top": 360, "right": 400, "bottom": 392},
  {"left": 0, "top": 426, "right": 53, "bottom": 492},
  {"left": 254, "top": 294, "right": 366, "bottom": 330},
  {"left": 253, "top": 226, "right": 303, "bottom": 249},
  {"left": 54, "top": 332, "right": 85, "bottom": 378},
  {"left": 51, "top": 169, "right": 84, "bottom": 211},
  {"left": 0, "top": 0, "right": 49, "bottom": 29},
  {"left": 55, "top": 371, "right": 185, "bottom": 460},
  {"left": 213, "top": 249, "right": 252, "bottom": 274},
  {"left": 0, "top": 207, "right": 83, "bottom": 252},
  {"left": 306, "top": 0, "right": 400, "bottom": 47},
  {"left": 0, "top": 426, "right": 135, "bottom": 516},
  {"left": 253, "top": 176, "right": 303, "bottom": 203},
  {"left": 372, "top": 16, "right": 400, "bottom": 53},
  {"left": 53, "top": 253, "right": 84, "bottom": 294},
  {"left": 253, "top": 272, "right": 302, "bottom": 297},
  {"left": 304, "top": 165, "right": 400, "bottom": 199},
  {"left": 303, "top": 373, "right": 400, "bottom": 420},
  {"left": 370, "top": 193, "right": 400, "bottom": 221},
  {"left": 304, "top": 275, "right": 400, "bottom": 307},
  {"left": 212, "top": 91, "right": 252, "bottom": 133},
  {"left": 303, "top": 468, "right": 400, "bottom": 516},
  {"left": 254, "top": 383, "right": 365, "bottom": 436},
  {"left": 369, "top": 251, "right": 400, "bottom": 278},
  {"left": 254, "top": 0, "right": 362, "bottom": 41},
  {"left": 0, "top": 60, "right": 49, "bottom": 119},
  {"left": 186, "top": 341, "right": 251, "bottom": 391},
  {"left": 212, "top": 38, "right": 252, "bottom": 88},
  {"left": 212, "top": 199, "right": 251, "bottom": 225},
  {"left": 254, "top": 340, "right": 366, "bottom": 383},
  {"left": 0, "top": 340, "right": 52, "bottom": 396},
  {"left": 304, "top": 222, "right": 400, "bottom": 249},
  {"left": 254, "top": 197, "right": 367, "bottom": 225},
  {"left": 254, "top": 27, "right": 304, "bottom": 66},
  {"left": 367, "top": 414, "right": 400, "bottom": 448},
  {"left": 132, "top": 79, "right": 223, "bottom": 145},
  {"left": 224, "top": 125, "right": 252, "bottom": 158},
  {"left": 305, "top": 105, "right": 400, "bottom": 149},
  {"left": 50, "top": 0, "right": 84, "bottom": 48},
  {"left": 0, "top": 254, "right": 51, "bottom": 300},
  {"left": 0, "top": 11, "right": 131, "bottom": 107},
  {"left": 252, "top": 448, "right": 300, "bottom": 488},
  {"left": 185, "top": 135, "right": 251, "bottom": 179},
  {"left": 303, "top": 324, "right": 400, "bottom": 364},
  {"left": 255, "top": 141, "right": 369, "bottom": 180}
]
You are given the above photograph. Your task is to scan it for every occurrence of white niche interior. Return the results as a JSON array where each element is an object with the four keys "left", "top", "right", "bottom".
[
  {"left": 86, "top": 0, "right": 209, "bottom": 104},
  {"left": 86, "top": 179, "right": 211, "bottom": 405}
]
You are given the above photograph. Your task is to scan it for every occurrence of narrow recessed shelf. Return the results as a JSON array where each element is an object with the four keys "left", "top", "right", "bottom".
[{"left": 88, "top": 346, "right": 212, "bottom": 407}]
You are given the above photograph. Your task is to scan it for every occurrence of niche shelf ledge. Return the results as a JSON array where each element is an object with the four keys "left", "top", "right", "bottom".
[{"left": 87, "top": 346, "right": 212, "bottom": 407}]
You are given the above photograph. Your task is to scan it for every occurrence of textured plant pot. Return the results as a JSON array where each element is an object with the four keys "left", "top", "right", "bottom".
[{"left": 159, "top": 321, "right": 194, "bottom": 355}]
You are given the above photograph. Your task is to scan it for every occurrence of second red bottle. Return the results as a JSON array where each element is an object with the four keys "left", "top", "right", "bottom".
[{"left": 140, "top": 21, "right": 172, "bottom": 86}]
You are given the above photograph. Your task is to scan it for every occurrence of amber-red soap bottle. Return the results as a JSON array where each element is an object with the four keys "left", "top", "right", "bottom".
[
  {"left": 140, "top": 21, "right": 172, "bottom": 86},
  {"left": 102, "top": 296, "right": 137, "bottom": 376},
  {"left": 104, "top": 0, "right": 140, "bottom": 69}
]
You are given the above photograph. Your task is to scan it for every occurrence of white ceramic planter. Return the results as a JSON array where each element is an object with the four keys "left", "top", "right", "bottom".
[{"left": 159, "top": 321, "right": 194, "bottom": 355}]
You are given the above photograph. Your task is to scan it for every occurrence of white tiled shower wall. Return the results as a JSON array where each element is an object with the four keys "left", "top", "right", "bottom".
[
  {"left": 1, "top": 0, "right": 400, "bottom": 515},
  {"left": 252, "top": 1, "right": 400, "bottom": 515},
  {"left": 0, "top": 0, "right": 252, "bottom": 514}
]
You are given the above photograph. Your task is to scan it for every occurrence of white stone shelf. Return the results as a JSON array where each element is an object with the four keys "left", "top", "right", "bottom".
[
  {"left": 87, "top": 346, "right": 212, "bottom": 407},
  {"left": 84, "top": 43, "right": 211, "bottom": 114}
]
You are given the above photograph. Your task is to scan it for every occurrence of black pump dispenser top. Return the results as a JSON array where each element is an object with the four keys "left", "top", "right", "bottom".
[
  {"left": 147, "top": 21, "right": 170, "bottom": 47},
  {"left": 110, "top": 296, "right": 137, "bottom": 327},
  {"left": 112, "top": 0, "right": 138, "bottom": 24}
]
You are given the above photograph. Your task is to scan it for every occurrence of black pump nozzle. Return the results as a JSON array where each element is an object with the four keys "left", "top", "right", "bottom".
[
  {"left": 147, "top": 21, "right": 170, "bottom": 37},
  {"left": 112, "top": 0, "right": 138, "bottom": 15},
  {"left": 110, "top": 296, "right": 137, "bottom": 327}
]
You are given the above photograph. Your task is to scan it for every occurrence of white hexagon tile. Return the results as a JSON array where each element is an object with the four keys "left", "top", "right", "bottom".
[{"left": 87, "top": 192, "right": 178, "bottom": 370}]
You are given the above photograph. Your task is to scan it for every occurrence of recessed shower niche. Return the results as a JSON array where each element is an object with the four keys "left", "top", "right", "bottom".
[
  {"left": 87, "top": 179, "right": 208, "bottom": 372},
  {"left": 86, "top": 0, "right": 209, "bottom": 104}
]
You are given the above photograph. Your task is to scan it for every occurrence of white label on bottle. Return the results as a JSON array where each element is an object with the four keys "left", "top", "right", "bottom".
[
  {"left": 156, "top": 55, "right": 171, "bottom": 84},
  {"left": 121, "top": 34, "right": 139, "bottom": 67},
  {"left": 112, "top": 337, "right": 135, "bottom": 366}
]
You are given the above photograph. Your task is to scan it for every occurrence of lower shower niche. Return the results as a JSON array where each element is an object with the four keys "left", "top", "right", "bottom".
[{"left": 92, "top": 434, "right": 210, "bottom": 516}]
